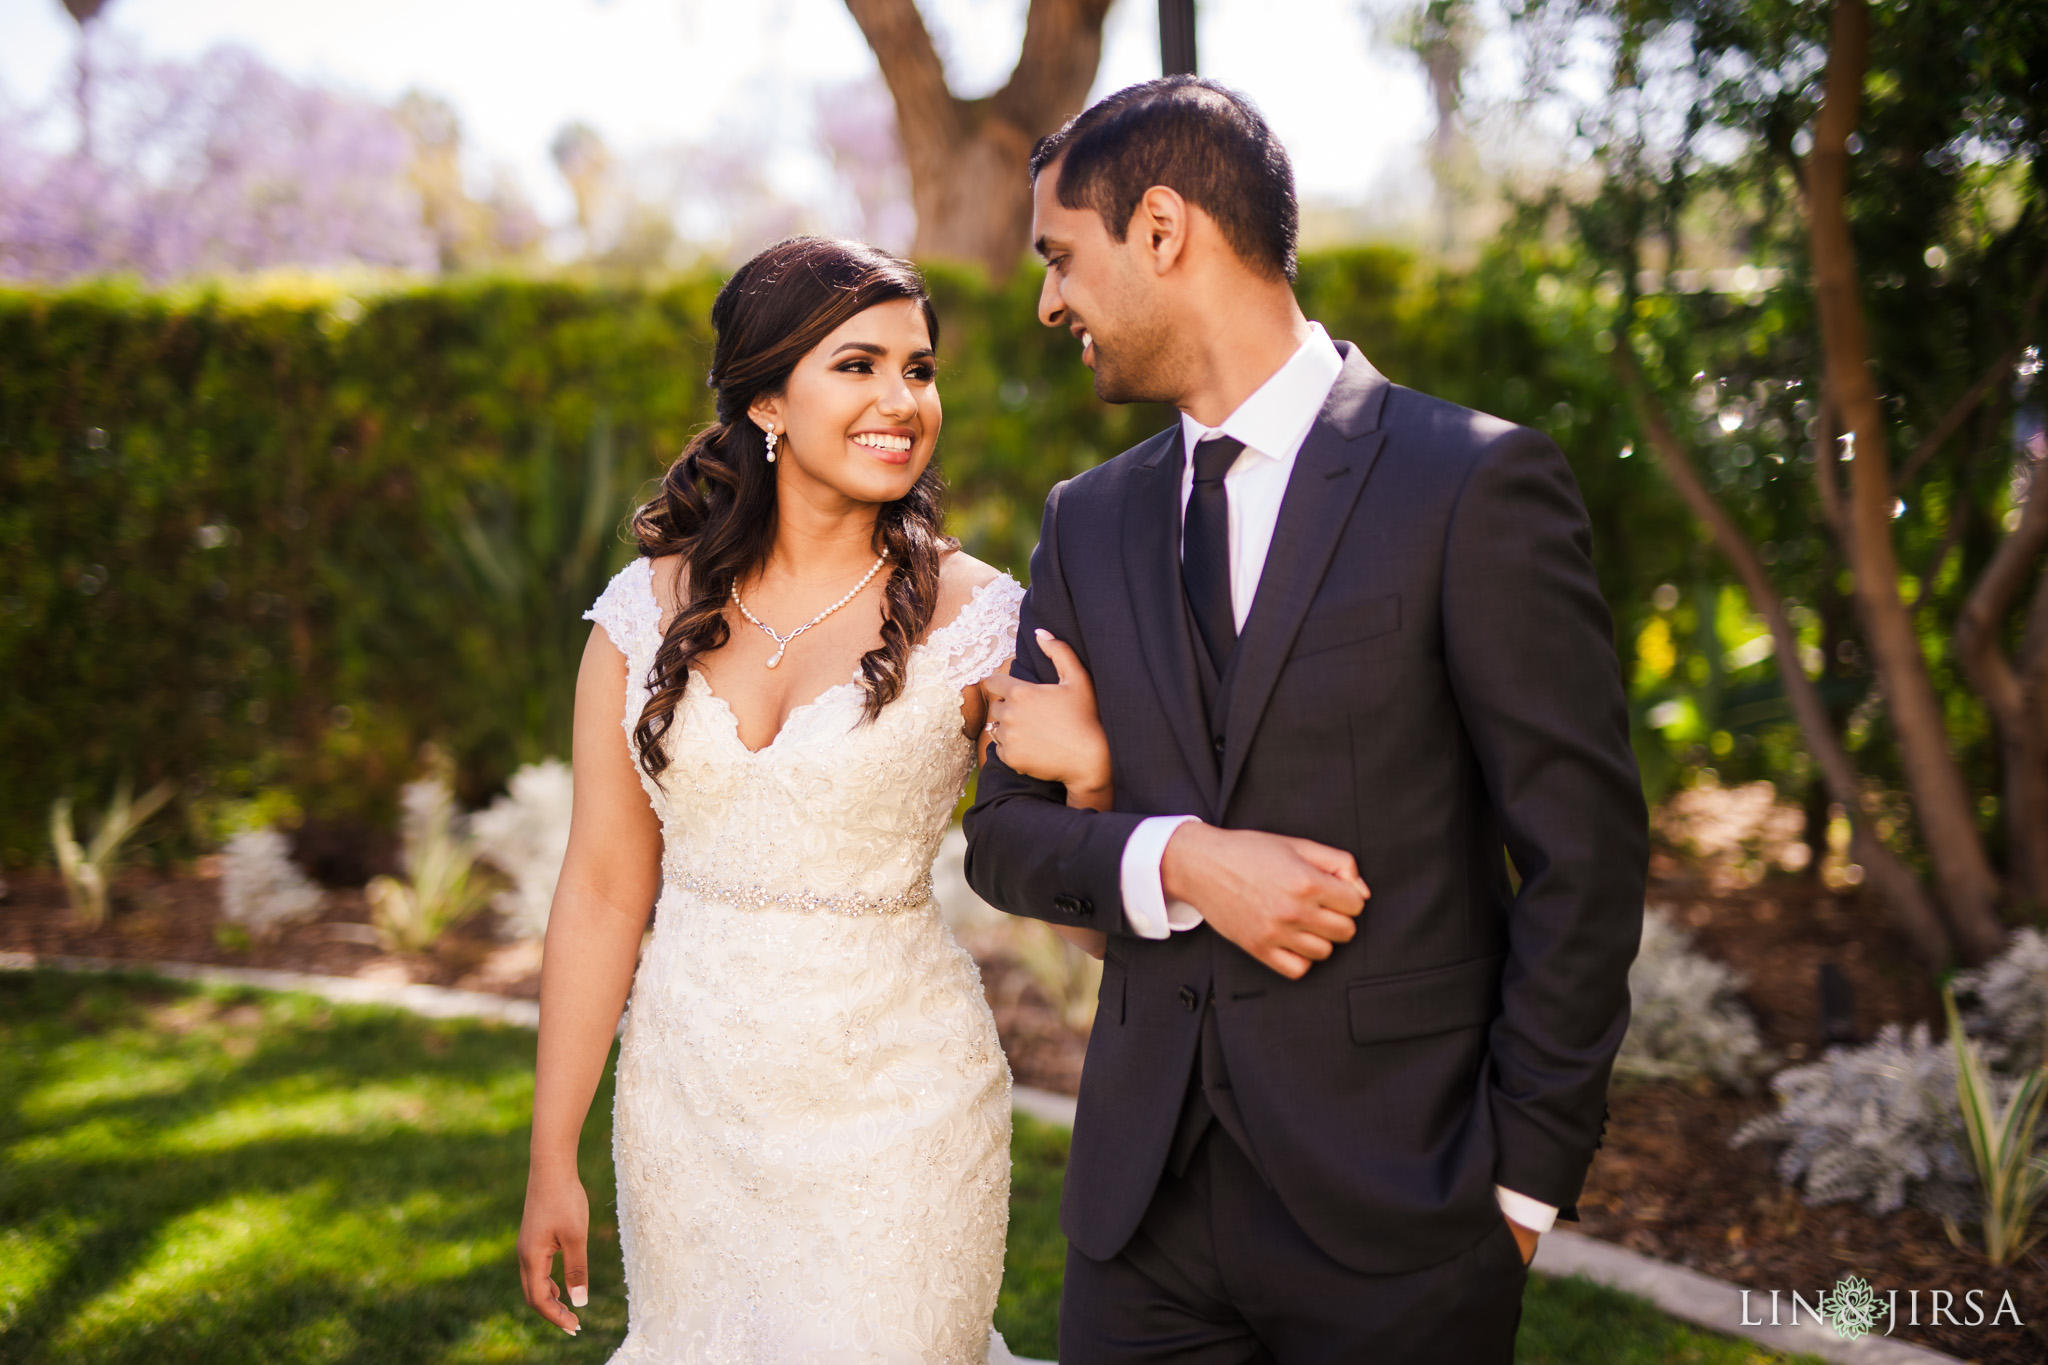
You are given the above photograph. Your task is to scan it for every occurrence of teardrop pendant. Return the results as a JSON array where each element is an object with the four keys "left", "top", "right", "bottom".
[{"left": 766, "top": 649, "right": 784, "bottom": 669}]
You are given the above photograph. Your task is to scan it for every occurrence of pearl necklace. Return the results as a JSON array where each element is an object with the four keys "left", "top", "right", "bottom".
[{"left": 732, "top": 555, "right": 887, "bottom": 669}]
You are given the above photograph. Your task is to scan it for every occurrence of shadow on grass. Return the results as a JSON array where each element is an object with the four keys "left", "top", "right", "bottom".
[
  {"left": 0, "top": 970, "right": 1824, "bottom": 1365},
  {"left": 0, "top": 970, "right": 626, "bottom": 1364}
]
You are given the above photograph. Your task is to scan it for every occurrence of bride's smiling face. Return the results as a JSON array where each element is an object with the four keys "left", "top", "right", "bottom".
[{"left": 749, "top": 299, "right": 941, "bottom": 508}]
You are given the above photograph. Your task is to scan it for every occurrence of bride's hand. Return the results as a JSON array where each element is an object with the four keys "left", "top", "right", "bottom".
[
  {"left": 982, "top": 629, "right": 1113, "bottom": 811},
  {"left": 518, "top": 1165, "right": 591, "bottom": 1336}
]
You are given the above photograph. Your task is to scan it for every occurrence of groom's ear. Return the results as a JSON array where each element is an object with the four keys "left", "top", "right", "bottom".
[{"left": 1131, "top": 185, "right": 1190, "bottom": 276}]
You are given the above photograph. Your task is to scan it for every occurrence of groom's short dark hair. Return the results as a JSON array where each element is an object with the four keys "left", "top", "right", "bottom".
[{"left": 1030, "top": 77, "right": 1298, "bottom": 282}]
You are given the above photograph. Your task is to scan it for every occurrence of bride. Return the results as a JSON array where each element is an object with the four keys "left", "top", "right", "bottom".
[{"left": 517, "top": 236, "right": 1106, "bottom": 1364}]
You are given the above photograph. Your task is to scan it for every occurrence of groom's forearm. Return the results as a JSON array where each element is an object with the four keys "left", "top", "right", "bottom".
[
  {"left": 964, "top": 480, "right": 1148, "bottom": 936},
  {"left": 965, "top": 754, "right": 1145, "bottom": 936}
]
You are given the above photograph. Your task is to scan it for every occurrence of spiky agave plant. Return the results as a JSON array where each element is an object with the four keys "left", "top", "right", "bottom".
[
  {"left": 1944, "top": 984, "right": 2048, "bottom": 1266},
  {"left": 49, "top": 777, "right": 176, "bottom": 928}
]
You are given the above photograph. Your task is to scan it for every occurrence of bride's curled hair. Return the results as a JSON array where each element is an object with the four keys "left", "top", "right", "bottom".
[{"left": 629, "top": 237, "right": 955, "bottom": 779}]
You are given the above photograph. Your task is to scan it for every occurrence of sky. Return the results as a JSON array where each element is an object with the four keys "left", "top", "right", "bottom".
[{"left": 0, "top": 0, "right": 1442, "bottom": 231}]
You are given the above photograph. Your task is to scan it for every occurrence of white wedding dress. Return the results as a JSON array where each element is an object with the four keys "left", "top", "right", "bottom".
[{"left": 584, "top": 558, "right": 1023, "bottom": 1365}]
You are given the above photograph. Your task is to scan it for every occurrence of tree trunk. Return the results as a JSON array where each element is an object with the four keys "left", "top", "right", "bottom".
[
  {"left": 1804, "top": 0, "right": 2005, "bottom": 962},
  {"left": 1615, "top": 346, "right": 1955, "bottom": 967},
  {"left": 844, "top": 0, "right": 1114, "bottom": 280}
]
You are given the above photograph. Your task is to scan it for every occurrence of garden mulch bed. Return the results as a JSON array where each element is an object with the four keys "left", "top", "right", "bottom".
[
  {"left": 9, "top": 854, "right": 2046, "bottom": 1360},
  {"left": 1579, "top": 855, "right": 2048, "bottom": 1364},
  {"left": 0, "top": 864, "right": 1091, "bottom": 1096},
  {"left": 0, "top": 866, "right": 542, "bottom": 996}
]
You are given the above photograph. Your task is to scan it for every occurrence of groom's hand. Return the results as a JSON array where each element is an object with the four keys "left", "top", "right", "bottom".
[{"left": 1160, "top": 823, "right": 1367, "bottom": 978}]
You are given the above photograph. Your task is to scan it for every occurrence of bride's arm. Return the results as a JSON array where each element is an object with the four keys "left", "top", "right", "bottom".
[
  {"left": 518, "top": 627, "right": 662, "bottom": 1337},
  {"left": 979, "top": 631, "right": 1113, "bottom": 811}
]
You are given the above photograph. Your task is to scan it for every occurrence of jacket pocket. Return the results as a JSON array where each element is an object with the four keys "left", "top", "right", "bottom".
[
  {"left": 1100, "top": 954, "right": 1127, "bottom": 1026},
  {"left": 1291, "top": 592, "right": 1401, "bottom": 661},
  {"left": 1347, "top": 951, "right": 1505, "bottom": 1045}
]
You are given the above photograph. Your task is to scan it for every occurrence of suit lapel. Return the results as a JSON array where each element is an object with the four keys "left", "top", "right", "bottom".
[
  {"left": 1217, "top": 348, "right": 1393, "bottom": 810},
  {"left": 1123, "top": 426, "right": 1222, "bottom": 818}
]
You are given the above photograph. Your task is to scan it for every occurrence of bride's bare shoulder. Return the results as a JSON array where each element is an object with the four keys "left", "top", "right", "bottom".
[{"left": 932, "top": 549, "right": 1005, "bottom": 628}]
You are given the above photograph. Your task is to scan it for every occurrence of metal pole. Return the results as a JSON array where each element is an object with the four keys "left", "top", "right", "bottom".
[{"left": 1160, "top": 0, "right": 1198, "bottom": 75}]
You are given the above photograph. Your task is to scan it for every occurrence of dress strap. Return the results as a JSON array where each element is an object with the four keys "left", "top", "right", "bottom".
[{"left": 926, "top": 573, "right": 1026, "bottom": 692}]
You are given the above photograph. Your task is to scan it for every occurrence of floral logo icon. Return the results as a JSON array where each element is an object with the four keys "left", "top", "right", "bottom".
[{"left": 1821, "top": 1273, "right": 1880, "bottom": 1340}]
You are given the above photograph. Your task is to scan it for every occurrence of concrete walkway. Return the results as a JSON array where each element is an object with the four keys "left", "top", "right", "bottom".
[{"left": 4, "top": 952, "right": 1966, "bottom": 1364}]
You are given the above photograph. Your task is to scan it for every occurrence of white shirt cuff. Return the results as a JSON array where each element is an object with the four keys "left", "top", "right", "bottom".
[
  {"left": 1119, "top": 815, "right": 1202, "bottom": 939},
  {"left": 1495, "top": 1185, "right": 1558, "bottom": 1234}
]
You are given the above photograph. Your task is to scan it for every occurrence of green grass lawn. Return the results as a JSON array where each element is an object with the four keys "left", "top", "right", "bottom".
[{"left": 0, "top": 970, "right": 1820, "bottom": 1364}]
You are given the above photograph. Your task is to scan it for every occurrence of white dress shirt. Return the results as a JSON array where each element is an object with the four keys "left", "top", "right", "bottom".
[{"left": 1112, "top": 321, "right": 1560, "bottom": 1236}]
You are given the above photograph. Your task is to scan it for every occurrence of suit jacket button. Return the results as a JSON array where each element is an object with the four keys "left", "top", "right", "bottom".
[
  {"left": 1052, "top": 895, "right": 1075, "bottom": 914},
  {"left": 1073, "top": 897, "right": 1094, "bottom": 916},
  {"left": 1212, "top": 736, "right": 1225, "bottom": 755},
  {"left": 1179, "top": 986, "right": 1199, "bottom": 1012}
]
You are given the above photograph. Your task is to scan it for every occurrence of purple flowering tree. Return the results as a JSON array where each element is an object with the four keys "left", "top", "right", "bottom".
[{"left": 0, "top": 41, "right": 436, "bottom": 283}]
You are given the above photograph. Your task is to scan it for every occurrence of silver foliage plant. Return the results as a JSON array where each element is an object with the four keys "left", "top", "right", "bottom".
[
  {"left": 219, "top": 826, "right": 324, "bottom": 934},
  {"left": 470, "top": 759, "right": 574, "bottom": 940},
  {"left": 1734, "top": 1021, "right": 1976, "bottom": 1218},
  {"left": 1734, "top": 930, "right": 2048, "bottom": 1220},
  {"left": 1615, "top": 905, "right": 1769, "bottom": 1089},
  {"left": 1953, "top": 928, "right": 2048, "bottom": 1073}
]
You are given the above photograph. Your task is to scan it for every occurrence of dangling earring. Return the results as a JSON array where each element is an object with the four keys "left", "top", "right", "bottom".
[{"left": 764, "top": 427, "right": 779, "bottom": 463}]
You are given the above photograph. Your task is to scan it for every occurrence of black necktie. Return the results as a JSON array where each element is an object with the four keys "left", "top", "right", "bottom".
[{"left": 1182, "top": 435, "right": 1243, "bottom": 676}]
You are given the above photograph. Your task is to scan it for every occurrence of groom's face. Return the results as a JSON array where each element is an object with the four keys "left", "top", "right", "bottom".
[{"left": 1031, "top": 159, "right": 1178, "bottom": 405}]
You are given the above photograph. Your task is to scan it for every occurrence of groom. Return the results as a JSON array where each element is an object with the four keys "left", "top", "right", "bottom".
[{"left": 964, "top": 77, "right": 1646, "bottom": 1362}]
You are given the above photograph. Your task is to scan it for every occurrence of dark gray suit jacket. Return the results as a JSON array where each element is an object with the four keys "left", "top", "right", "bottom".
[{"left": 963, "top": 342, "right": 1646, "bottom": 1275}]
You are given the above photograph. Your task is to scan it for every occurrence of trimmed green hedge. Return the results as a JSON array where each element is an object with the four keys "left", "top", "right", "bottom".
[{"left": 0, "top": 251, "right": 1686, "bottom": 864}]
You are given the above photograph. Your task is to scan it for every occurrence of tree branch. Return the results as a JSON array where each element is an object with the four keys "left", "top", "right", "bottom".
[
  {"left": 1959, "top": 470, "right": 2048, "bottom": 743},
  {"left": 1897, "top": 347, "right": 2019, "bottom": 489},
  {"left": 1898, "top": 253, "right": 2048, "bottom": 488},
  {"left": 2022, "top": 558, "right": 2048, "bottom": 793},
  {"left": 843, "top": 0, "right": 962, "bottom": 146},
  {"left": 992, "top": 0, "right": 1114, "bottom": 133},
  {"left": 1957, "top": 463, "right": 2048, "bottom": 907},
  {"left": 1614, "top": 341, "right": 1953, "bottom": 966}
]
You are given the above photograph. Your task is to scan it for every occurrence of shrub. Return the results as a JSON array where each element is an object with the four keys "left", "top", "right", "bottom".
[
  {"left": 1614, "top": 905, "right": 1769, "bottom": 1089},
  {"left": 1733, "top": 1021, "right": 1976, "bottom": 1219},
  {"left": 469, "top": 758, "right": 573, "bottom": 940},
  {"left": 0, "top": 249, "right": 1684, "bottom": 863},
  {"left": 218, "top": 825, "right": 324, "bottom": 934}
]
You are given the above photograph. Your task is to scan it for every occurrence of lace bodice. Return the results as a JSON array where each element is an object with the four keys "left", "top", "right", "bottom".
[
  {"left": 585, "top": 558, "right": 1023, "bottom": 908},
  {"left": 582, "top": 557, "right": 1022, "bottom": 1364}
]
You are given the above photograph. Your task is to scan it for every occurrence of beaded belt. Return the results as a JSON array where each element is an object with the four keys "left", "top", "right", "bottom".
[{"left": 666, "top": 870, "right": 935, "bottom": 918}]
